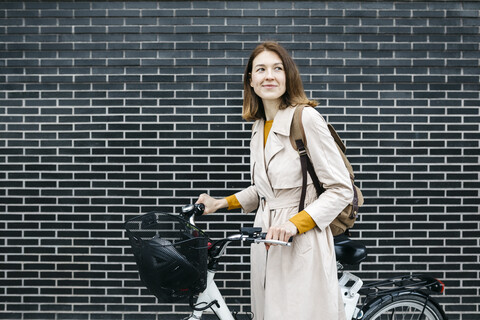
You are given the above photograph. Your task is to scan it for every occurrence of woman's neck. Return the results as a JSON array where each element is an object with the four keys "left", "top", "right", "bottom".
[{"left": 263, "top": 99, "right": 281, "bottom": 121}]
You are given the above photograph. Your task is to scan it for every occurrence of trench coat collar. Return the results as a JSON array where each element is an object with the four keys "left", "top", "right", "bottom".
[
  {"left": 264, "top": 106, "right": 296, "bottom": 167},
  {"left": 251, "top": 106, "right": 296, "bottom": 180},
  {"left": 270, "top": 106, "right": 296, "bottom": 137}
]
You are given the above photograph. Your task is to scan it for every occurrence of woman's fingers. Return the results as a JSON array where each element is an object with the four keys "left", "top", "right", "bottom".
[
  {"left": 265, "top": 227, "right": 276, "bottom": 250},
  {"left": 265, "top": 223, "right": 296, "bottom": 250},
  {"left": 196, "top": 194, "right": 228, "bottom": 215},
  {"left": 195, "top": 193, "right": 213, "bottom": 214},
  {"left": 265, "top": 221, "right": 298, "bottom": 249}
]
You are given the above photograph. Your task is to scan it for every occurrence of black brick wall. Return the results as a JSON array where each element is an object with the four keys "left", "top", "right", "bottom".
[{"left": 1, "top": 1, "right": 479, "bottom": 319}]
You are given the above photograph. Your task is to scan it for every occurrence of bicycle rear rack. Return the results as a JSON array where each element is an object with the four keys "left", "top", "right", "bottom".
[{"left": 360, "top": 274, "right": 444, "bottom": 298}]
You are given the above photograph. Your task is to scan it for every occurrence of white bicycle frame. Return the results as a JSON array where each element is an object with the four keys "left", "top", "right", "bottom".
[
  {"left": 339, "top": 270, "right": 364, "bottom": 320},
  {"left": 186, "top": 270, "right": 235, "bottom": 320},
  {"left": 186, "top": 264, "right": 364, "bottom": 320}
]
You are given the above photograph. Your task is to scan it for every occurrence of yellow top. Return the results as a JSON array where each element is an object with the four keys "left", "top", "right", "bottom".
[
  {"left": 225, "top": 194, "right": 241, "bottom": 210},
  {"left": 224, "top": 120, "right": 317, "bottom": 234},
  {"left": 264, "top": 120, "right": 273, "bottom": 146}
]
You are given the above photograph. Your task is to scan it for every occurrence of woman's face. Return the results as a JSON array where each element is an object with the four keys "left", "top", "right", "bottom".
[{"left": 250, "top": 50, "right": 286, "bottom": 105}]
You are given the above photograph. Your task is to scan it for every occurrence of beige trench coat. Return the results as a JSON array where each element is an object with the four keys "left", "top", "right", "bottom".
[{"left": 234, "top": 106, "right": 353, "bottom": 320}]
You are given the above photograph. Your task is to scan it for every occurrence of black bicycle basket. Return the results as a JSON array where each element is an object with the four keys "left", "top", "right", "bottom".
[{"left": 125, "top": 211, "right": 210, "bottom": 302}]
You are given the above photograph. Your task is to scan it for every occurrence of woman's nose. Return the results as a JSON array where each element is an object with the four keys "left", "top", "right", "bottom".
[{"left": 265, "top": 69, "right": 274, "bottom": 79}]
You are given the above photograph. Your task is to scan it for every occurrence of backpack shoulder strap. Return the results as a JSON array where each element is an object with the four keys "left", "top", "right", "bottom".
[
  {"left": 327, "top": 124, "right": 346, "bottom": 154},
  {"left": 290, "top": 105, "right": 324, "bottom": 212},
  {"left": 290, "top": 105, "right": 306, "bottom": 151}
]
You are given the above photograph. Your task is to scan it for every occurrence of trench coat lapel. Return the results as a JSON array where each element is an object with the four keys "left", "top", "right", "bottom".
[
  {"left": 264, "top": 107, "right": 296, "bottom": 169},
  {"left": 249, "top": 107, "right": 296, "bottom": 199},
  {"left": 250, "top": 119, "right": 274, "bottom": 198},
  {"left": 250, "top": 119, "right": 264, "bottom": 168}
]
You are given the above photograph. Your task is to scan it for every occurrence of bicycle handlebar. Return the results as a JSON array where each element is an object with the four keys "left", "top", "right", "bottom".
[
  {"left": 180, "top": 204, "right": 292, "bottom": 260},
  {"left": 209, "top": 227, "right": 292, "bottom": 260}
]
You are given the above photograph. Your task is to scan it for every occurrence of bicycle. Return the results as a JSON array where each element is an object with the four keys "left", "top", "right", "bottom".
[{"left": 125, "top": 204, "right": 448, "bottom": 320}]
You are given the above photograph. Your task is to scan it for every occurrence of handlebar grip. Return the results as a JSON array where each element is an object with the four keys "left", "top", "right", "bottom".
[
  {"left": 181, "top": 203, "right": 205, "bottom": 219},
  {"left": 194, "top": 203, "right": 205, "bottom": 217}
]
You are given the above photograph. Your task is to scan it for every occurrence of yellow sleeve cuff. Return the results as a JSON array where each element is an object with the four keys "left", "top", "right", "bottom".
[
  {"left": 225, "top": 195, "right": 242, "bottom": 210},
  {"left": 289, "top": 210, "right": 317, "bottom": 234}
]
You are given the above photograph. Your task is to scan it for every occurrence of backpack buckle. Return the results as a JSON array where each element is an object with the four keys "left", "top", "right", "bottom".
[{"left": 298, "top": 148, "right": 307, "bottom": 156}]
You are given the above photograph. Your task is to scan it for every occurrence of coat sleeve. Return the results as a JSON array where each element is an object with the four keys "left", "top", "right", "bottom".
[
  {"left": 301, "top": 107, "right": 354, "bottom": 231},
  {"left": 234, "top": 185, "right": 259, "bottom": 214}
]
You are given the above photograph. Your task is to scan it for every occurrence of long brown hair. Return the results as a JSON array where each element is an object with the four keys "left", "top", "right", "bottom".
[{"left": 242, "top": 41, "right": 317, "bottom": 121}]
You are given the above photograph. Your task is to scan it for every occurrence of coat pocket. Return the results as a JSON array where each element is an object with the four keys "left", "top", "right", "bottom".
[{"left": 293, "top": 231, "right": 312, "bottom": 255}]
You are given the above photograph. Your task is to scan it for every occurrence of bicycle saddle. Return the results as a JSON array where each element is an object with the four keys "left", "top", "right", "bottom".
[{"left": 334, "top": 234, "right": 367, "bottom": 265}]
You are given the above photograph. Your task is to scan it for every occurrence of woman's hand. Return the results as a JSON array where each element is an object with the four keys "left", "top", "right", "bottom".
[
  {"left": 265, "top": 221, "right": 298, "bottom": 250},
  {"left": 195, "top": 193, "right": 228, "bottom": 215}
]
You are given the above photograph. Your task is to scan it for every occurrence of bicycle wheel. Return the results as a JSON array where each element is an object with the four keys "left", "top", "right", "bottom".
[{"left": 362, "top": 293, "right": 446, "bottom": 320}]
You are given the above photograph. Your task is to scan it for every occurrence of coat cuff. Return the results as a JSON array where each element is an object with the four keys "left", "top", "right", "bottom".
[
  {"left": 234, "top": 185, "right": 259, "bottom": 214},
  {"left": 289, "top": 210, "right": 317, "bottom": 234}
]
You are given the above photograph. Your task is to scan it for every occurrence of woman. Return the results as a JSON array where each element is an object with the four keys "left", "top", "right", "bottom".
[{"left": 196, "top": 42, "right": 352, "bottom": 320}]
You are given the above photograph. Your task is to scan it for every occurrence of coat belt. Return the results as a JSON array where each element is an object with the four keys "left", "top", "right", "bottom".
[{"left": 260, "top": 196, "right": 300, "bottom": 211}]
